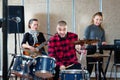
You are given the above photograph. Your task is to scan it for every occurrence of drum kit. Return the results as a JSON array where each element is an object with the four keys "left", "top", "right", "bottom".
[
  {"left": 10, "top": 39, "right": 108, "bottom": 80},
  {"left": 10, "top": 54, "right": 56, "bottom": 80}
]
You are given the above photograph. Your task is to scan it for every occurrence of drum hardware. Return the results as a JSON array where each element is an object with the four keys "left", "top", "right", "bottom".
[
  {"left": 73, "top": 39, "right": 97, "bottom": 79},
  {"left": 86, "top": 53, "right": 109, "bottom": 58},
  {"left": 78, "top": 45, "right": 88, "bottom": 80},
  {"left": 8, "top": 53, "right": 17, "bottom": 79},
  {"left": 81, "top": 63, "right": 87, "bottom": 80},
  {"left": 60, "top": 46, "right": 89, "bottom": 80},
  {"left": 87, "top": 52, "right": 109, "bottom": 80},
  {"left": 10, "top": 55, "right": 33, "bottom": 79},
  {"left": 86, "top": 44, "right": 114, "bottom": 77},
  {"left": 86, "top": 44, "right": 113, "bottom": 80},
  {"left": 74, "top": 74, "right": 77, "bottom": 80}
]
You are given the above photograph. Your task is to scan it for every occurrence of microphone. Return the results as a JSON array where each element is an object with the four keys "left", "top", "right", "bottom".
[
  {"left": 9, "top": 53, "right": 17, "bottom": 57},
  {"left": 10, "top": 17, "right": 21, "bottom": 23}
]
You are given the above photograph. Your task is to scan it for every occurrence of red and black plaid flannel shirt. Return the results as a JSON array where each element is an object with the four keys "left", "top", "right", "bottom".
[{"left": 48, "top": 32, "right": 79, "bottom": 67}]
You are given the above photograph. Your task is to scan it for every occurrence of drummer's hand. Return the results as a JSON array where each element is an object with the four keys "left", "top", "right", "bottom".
[
  {"left": 75, "top": 45, "right": 87, "bottom": 54},
  {"left": 75, "top": 45, "right": 81, "bottom": 52},
  {"left": 102, "top": 41, "right": 107, "bottom": 45},
  {"left": 92, "top": 42, "right": 97, "bottom": 45},
  {"left": 60, "top": 65, "right": 66, "bottom": 70}
]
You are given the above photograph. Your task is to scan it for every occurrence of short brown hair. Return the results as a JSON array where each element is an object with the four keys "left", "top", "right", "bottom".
[
  {"left": 57, "top": 20, "right": 67, "bottom": 26},
  {"left": 28, "top": 18, "right": 38, "bottom": 28}
]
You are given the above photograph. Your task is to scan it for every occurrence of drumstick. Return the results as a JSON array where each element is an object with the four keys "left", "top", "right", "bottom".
[{"left": 65, "top": 64, "right": 74, "bottom": 69}]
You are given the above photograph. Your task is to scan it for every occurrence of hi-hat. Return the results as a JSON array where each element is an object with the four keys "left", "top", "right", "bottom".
[
  {"left": 86, "top": 53, "right": 109, "bottom": 58},
  {"left": 73, "top": 39, "right": 99, "bottom": 45}
]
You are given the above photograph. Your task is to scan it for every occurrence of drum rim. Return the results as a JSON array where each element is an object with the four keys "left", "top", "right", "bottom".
[
  {"left": 35, "top": 55, "right": 56, "bottom": 61},
  {"left": 15, "top": 54, "right": 33, "bottom": 59},
  {"left": 22, "top": 55, "right": 33, "bottom": 59},
  {"left": 60, "top": 69, "right": 88, "bottom": 74},
  {"left": 35, "top": 70, "right": 51, "bottom": 73}
]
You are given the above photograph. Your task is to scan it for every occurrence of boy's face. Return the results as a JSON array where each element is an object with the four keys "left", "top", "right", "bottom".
[{"left": 56, "top": 25, "right": 67, "bottom": 38}]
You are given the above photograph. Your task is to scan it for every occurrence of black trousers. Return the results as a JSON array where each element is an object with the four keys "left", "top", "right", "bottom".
[
  {"left": 86, "top": 45, "right": 106, "bottom": 80},
  {"left": 53, "top": 63, "right": 81, "bottom": 80}
]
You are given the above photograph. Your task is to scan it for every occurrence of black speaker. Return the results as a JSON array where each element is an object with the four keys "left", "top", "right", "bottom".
[
  {"left": 114, "top": 39, "right": 120, "bottom": 64},
  {"left": 8, "top": 6, "right": 25, "bottom": 33},
  {"left": 0, "top": 18, "right": 3, "bottom": 28}
]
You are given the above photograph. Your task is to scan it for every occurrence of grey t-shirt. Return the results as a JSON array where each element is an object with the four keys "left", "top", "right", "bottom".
[{"left": 84, "top": 24, "right": 105, "bottom": 45}]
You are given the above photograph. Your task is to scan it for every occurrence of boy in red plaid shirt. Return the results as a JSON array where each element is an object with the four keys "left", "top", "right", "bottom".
[{"left": 48, "top": 20, "right": 85, "bottom": 80}]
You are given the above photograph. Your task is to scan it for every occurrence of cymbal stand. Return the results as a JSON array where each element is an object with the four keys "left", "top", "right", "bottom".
[
  {"left": 95, "top": 40, "right": 104, "bottom": 80},
  {"left": 80, "top": 45, "right": 87, "bottom": 80},
  {"left": 96, "top": 41, "right": 100, "bottom": 80},
  {"left": 7, "top": 53, "right": 17, "bottom": 79},
  {"left": 7, "top": 33, "right": 18, "bottom": 80},
  {"left": 96, "top": 60, "right": 99, "bottom": 80}
]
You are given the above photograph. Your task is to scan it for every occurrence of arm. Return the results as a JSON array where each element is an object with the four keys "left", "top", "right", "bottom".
[
  {"left": 38, "top": 32, "right": 46, "bottom": 43},
  {"left": 84, "top": 26, "right": 90, "bottom": 39},
  {"left": 48, "top": 38, "right": 64, "bottom": 67},
  {"left": 101, "top": 30, "right": 107, "bottom": 45},
  {"left": 21, "top": 33, "right": 36, "bottom": 51}
]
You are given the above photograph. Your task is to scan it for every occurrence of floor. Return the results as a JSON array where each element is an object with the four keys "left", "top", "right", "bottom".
[{"left": 0, "top": 77, "right": 119, "bottom": 80}]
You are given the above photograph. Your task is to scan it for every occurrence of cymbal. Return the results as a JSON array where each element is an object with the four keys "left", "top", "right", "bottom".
[
  {"left": 73, "top": 39, "right": 99, "bottom": 45},
  {"left": 86, "top": 53, "right": 109, "bottom": 58}
]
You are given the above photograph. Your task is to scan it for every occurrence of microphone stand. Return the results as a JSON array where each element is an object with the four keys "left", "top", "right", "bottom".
[{"left": 8, "top": 20, "right": 21, "bottom": 80}]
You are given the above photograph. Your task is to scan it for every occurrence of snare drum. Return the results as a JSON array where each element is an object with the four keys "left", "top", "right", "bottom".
[
  {"left": 35, "top": 56, "right": 56, "bottom": 78},
  {"left": 60, "top": 69, "right": 90, "bottom": 80},
  {"left": 11, "top": 55, "right": 33, "bottom": 78}
]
